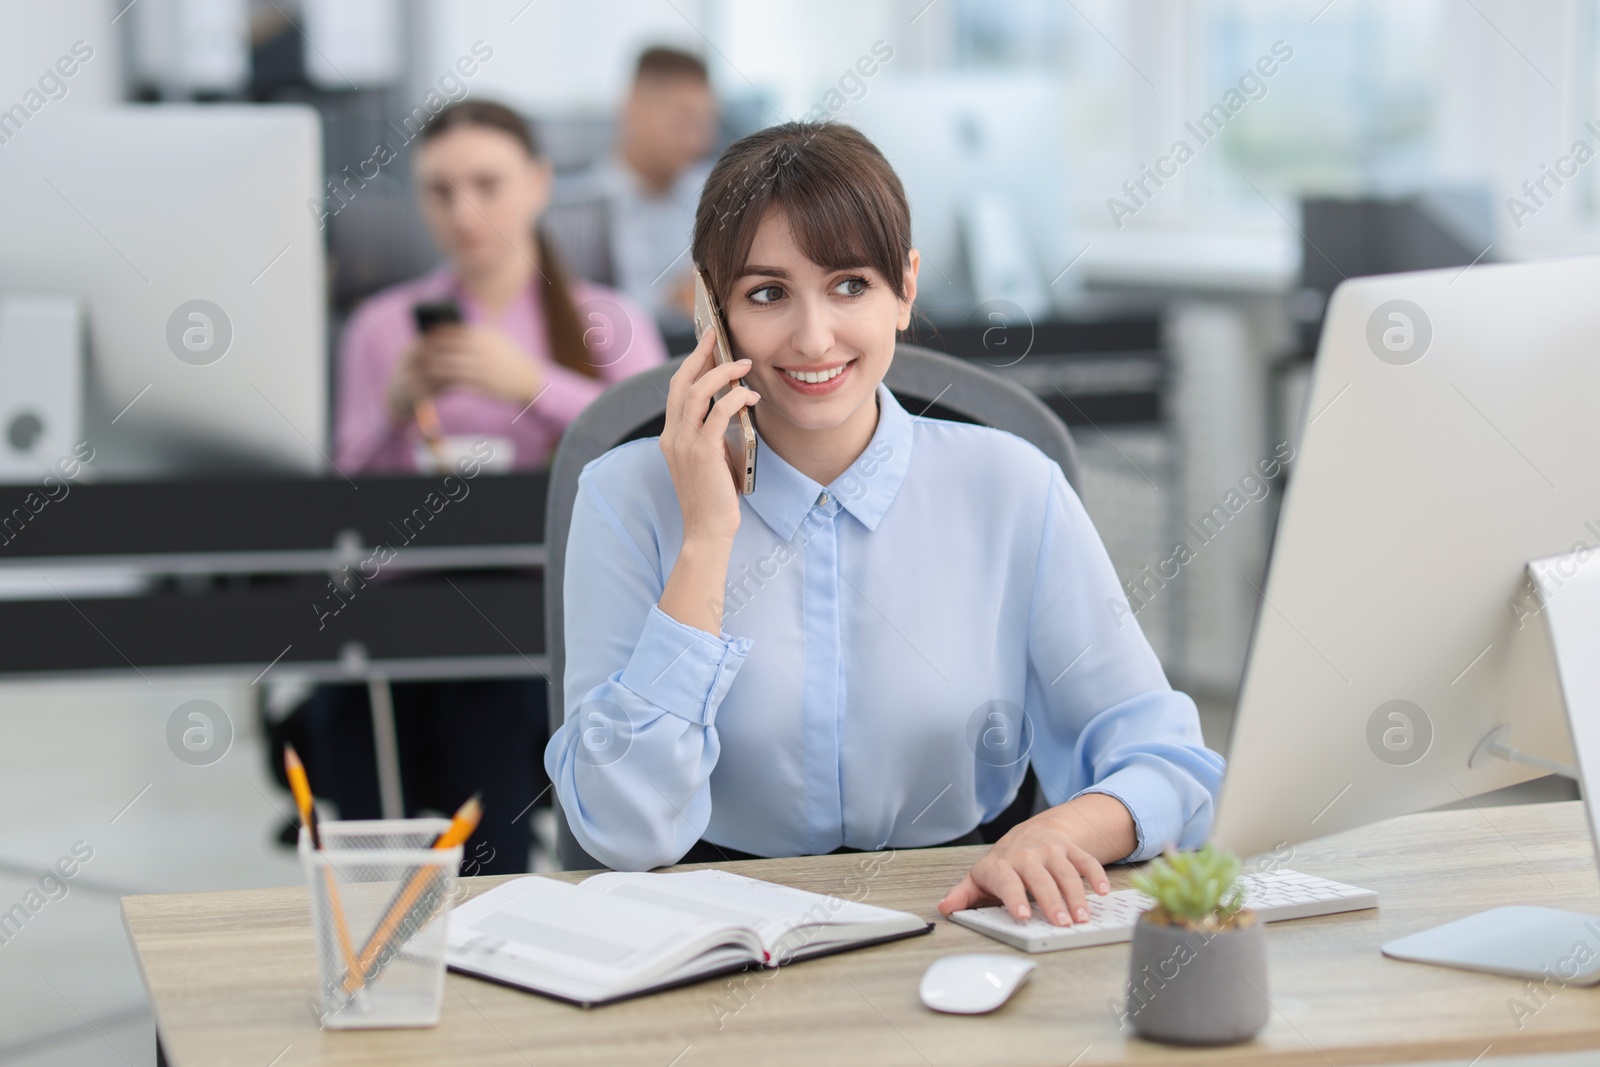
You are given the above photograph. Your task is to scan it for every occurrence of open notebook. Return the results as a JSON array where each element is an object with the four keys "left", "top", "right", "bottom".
[{"left": 446, "top": 869, "right": 931, "bottom": 1006}]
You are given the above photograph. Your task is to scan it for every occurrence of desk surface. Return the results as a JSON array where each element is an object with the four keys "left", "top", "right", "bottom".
[{"left": 125, "top": 801, "right": 1600, "bottom": 1066}]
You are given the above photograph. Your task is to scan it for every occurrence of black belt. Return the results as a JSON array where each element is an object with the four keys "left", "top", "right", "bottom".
[{"left": 678, "top": 826, "right": 984, "bottom": 866}]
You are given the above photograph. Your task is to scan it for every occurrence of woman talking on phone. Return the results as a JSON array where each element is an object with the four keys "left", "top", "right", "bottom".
[{"left": 546, "top": 122, "right": 1224, "bottom": 926}]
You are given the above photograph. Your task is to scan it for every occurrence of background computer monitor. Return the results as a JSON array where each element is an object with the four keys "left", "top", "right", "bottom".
[
  {"left": 1292, "top": 189, "right": 1496, "bottom": 358},
  {"left": 842, "top": 73, "right": 1070, "bottom": 322},
  {"left": 0, "top": 106, "right": 327, "bottom": 479},
  {"left": 1212, "top": 254, "right": 1599, "bottom": 859}
]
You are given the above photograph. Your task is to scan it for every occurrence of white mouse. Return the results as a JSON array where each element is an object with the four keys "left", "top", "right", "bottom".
[{"left": 919, "top": 953, "right": 1037, "bottom": 1014}]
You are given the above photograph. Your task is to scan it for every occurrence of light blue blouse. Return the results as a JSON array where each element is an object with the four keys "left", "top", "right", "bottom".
[{"left": 546, "top": 380, "right": 1225, "bottom": 871}]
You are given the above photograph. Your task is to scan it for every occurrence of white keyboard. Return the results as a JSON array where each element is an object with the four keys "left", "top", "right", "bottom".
[{"left": 950, "top": 868, "right": 1378, "bottom": 953}]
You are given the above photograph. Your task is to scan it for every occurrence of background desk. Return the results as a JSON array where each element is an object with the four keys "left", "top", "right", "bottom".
[
  {"left": 0, "top": 473, "right": 548, "bottom": 681},
  {"left": 123, "top": 802, "right": 1600, "bottom": 1066}
]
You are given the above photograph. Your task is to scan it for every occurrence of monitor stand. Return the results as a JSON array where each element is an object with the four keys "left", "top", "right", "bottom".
[
  {"left": 1383, "top": 548, "right": 1600, "bottom": 982},
  {"left": 1383, "top": 906, "right": 1600, "bottom": 984}
]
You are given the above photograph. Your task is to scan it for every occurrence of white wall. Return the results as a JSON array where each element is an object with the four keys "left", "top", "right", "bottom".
[
  {"left": 1433, "top": 0, "right": 1593, "bottom": 255},
  {"left": 416, "top": 0, "right": 710, "bottom": 114},
  {"left": 719, "top": 0, "right": 901, "bottom": 120},
  {"left": 0, "top": 0, "right": 125, "bottom": 111},
  {"left": 415, "top": 0, "right": 939, "bottom": 120}
]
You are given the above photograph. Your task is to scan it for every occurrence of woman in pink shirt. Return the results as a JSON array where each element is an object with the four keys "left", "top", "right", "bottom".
[
  {"left": 336, "top": 101, "right": 667, "bottom": 473},
  {"left": 304, "top": 101, "right": 666, "bottom": 873}
]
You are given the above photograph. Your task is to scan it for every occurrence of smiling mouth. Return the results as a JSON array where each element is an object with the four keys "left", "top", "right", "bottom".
[{"left": 781, "top": 359, "right": 855, "bottom": 384}]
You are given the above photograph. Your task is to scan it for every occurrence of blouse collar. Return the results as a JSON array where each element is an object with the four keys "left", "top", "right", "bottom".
[{"left": 743, "top": 381, "right": 915, "bottom": 541}]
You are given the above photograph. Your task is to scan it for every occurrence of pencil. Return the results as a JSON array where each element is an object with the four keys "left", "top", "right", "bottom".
[
  {"left": 343, "top": 794, "right": 481, "bottom": 994},
  {"left": 284, "top": 744, "right": 321, "bottom": 848},
  {"left": 414, "top": 397, "right": 449, "bottom": 470},
  {"left": 285, "top": 745, "right": 362, "bottom": 989}
]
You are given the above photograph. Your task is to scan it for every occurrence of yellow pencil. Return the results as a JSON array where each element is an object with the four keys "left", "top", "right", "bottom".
[
  {"left": 344, "top": 794, "right": 481, "bottom": 994},
  {"left": 414, "top": 397, "right": 450, "bottom": 470},
  {"left": 285, "top": 745, "right": 362, "bottom": 989}
]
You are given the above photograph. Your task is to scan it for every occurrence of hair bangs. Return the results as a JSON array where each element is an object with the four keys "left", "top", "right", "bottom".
[{"left": 693, "top": 122, "right": 912, "bottom": 308}]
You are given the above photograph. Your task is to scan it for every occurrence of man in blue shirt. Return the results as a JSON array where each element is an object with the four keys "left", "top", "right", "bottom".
[{"left": 562, "top": 46, "right": 716, "bottom": 333}]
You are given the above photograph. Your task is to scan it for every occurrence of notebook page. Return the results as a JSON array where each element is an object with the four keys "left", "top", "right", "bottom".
[
  {"left": 582, "top": 869, "right": 918, "bottom": 956},
  {"left": 447, "top": 876, "right": 744, "bottom": 993}
]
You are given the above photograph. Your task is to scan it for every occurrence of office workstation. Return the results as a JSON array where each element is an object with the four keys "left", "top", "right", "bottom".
[{"left": 5, "top": 3, "right": 1600, "bottom": 1066}]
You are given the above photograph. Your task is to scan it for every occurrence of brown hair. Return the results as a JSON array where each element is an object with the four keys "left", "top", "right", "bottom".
[
  {"left": 634, "top": 46, "right": 709, "bottom": 84},
  {"left": 420, "top": 101, "right": 602, "bottom": 381},
  {"left": 692, "top": 122, "right": 913, "bottom": 315}
]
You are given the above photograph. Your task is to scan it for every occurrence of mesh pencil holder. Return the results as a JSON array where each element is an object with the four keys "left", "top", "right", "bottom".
[{"left": 300, "top": 818, "right": 463, "bottom": 1029}]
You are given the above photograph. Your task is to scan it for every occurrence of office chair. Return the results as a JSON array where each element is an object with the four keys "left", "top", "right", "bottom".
[
  {"left": 325, "top": 179, "right": 442, "bottom": 315},
  {"left": 544, "top": 343, "right": 1082, "bottom": 870},
  {"left": 541, "top": 181, "right": 617, "bottom": 289}
]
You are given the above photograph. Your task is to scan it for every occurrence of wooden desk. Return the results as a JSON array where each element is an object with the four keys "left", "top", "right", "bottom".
[{"left": 125, "top": 801, "right": 1600, "bottom": 1066}]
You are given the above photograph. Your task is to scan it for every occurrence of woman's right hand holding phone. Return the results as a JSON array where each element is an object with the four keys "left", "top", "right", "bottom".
[
  {"left": 656, "top": 328, "right": 760, "bottom": 634},
  {"left": 387, "top": 337, "right": 435, "bottom": 424}
]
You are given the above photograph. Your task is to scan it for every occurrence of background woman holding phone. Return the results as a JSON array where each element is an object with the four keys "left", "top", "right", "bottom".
[
  {"left": 335, "top": 100, "right": 667, "bottom": 472},
  {"left": 305, "top": 101, "right": 666, "bottom": 874},
  {"left": 547, "top": 122, "right": 1224, "bottom": 926}
]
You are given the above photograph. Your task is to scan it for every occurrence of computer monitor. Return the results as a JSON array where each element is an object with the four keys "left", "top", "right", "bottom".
[
  {"left": 0, "top": 106, "right": 327, "bottom": 478},
  {"left": 1213, "top": 254, "right": 1600, "bottom": 862},
  {"left": 1292, "top": 189, "right": 1496, "bottom": 355},
  {"left": 841, "top": 73, "right": 1070, "bottom": 322}
]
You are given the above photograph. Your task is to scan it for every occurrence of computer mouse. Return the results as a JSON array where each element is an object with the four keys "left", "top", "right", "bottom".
[{"left": 919, "top": 953, "right": 1037, "bottom": 1014}]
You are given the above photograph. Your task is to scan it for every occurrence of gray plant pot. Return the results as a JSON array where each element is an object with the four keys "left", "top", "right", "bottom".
[{"left": 1122, "top": 912, "right": 1269, "bottom": 1046}]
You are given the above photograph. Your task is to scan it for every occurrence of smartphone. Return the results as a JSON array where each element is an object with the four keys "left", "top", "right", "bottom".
[
  {"left": 692, "top": 269, "right": 757, "bottom": 494},
  {"left": 408, "top": 302, "right": 457, "bottom": 470},
  {"left": 413, "top": 300, "right": 463, "bottom": 333}
]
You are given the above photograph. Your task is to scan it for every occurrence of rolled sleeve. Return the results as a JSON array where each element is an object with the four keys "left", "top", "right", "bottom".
[
  {"left": 618, "top": 604, "right": 753, "bottom": 727},
  {"left": 1076, "top": 762, "right": 1190, "bottom": 863}
]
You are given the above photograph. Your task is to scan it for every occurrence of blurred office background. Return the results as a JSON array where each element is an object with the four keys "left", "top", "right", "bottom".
[{"left": 1, "top": 0, "right": 1596, "bottom": 1062}]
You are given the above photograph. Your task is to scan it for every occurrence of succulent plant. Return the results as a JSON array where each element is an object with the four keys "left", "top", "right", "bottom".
[{"left": 1130, "top": 845, "right": 1247, "bottom": 929}]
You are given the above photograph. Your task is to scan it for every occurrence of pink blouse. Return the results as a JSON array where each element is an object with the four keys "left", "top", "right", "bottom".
[{"left": 334, "top": 266, "right": 669, "bottom": 473}]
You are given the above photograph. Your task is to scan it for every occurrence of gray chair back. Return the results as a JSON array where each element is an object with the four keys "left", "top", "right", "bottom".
[
  {"left": 544, "top": 343, "right": 1081, "bottom": 870},
  {"left": 542, "top": 177, "right": 617, "bottom": 288}
]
